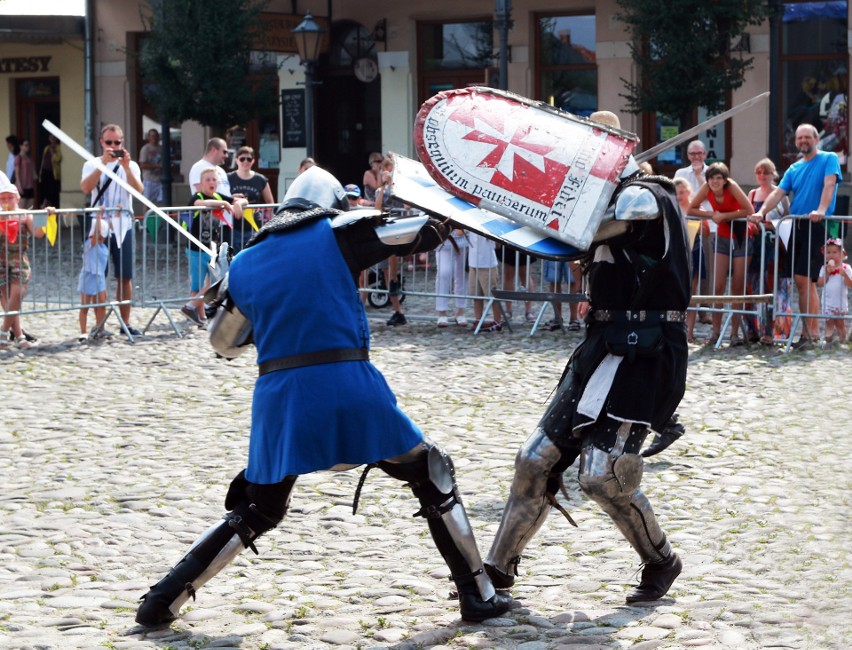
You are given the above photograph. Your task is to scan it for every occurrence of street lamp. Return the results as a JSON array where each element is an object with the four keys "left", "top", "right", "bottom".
[{"left": 292, "top": 13, "right": 324, "bottom": 158}]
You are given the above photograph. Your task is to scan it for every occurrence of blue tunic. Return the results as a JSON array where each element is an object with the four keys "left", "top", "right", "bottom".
[{"left": 227, "top": 218, "right": 423, "bottom": 483}]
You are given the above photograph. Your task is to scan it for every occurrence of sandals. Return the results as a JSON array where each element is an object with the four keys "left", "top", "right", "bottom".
[
  {"left": 729, "top": 336, "right": 745, "bottom": 348},
  {"left": 479, "top": 320, "right": 503, "bottom": 333},
  {"left": 525, "top": 311, "right": 536, "bottom": 322}
]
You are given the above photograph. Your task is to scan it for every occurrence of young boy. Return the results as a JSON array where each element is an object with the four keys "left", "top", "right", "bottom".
[
  {"left": 78, "top": 209, "right": 110, "bottom": 342},
  {"left": 816, "top": 238, "right": 852, "bottom": 344},
  {"left": 467, "top": 232, "right": 502, "bottom": 332},
  {"left": 182, "top": 167, "right": 246, "bottom": 326}
]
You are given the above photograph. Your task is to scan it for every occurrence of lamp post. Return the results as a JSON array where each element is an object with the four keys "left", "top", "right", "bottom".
[{"left": 292, "top": 13, "right": 324, "bottom": 158}]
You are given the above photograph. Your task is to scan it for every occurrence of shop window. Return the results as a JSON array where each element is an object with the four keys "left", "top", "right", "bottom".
[
  {"left": 780, "top": 1, "right": 848, "bottom": 166},
  {"left": 420, "top": 20, "right": 494, "bottom": 71},
  {"left": 417, "top": 18, "right": 493, "bottom": 106},
  {"left": 536, "top": 13, "right": 597, "bottom": 117},
  {"left": 328, "top": 20, "right": 377, "bottom": 69}
]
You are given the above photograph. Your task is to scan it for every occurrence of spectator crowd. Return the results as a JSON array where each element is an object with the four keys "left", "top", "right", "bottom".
[{"left": 1, "top": 123, "right": 849, "bottom": 350}]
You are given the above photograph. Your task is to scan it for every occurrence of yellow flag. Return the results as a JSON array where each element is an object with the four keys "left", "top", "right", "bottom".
[
  {"left": 686, "top": 220, "right": 700, "bottom": 249},
  {"left": 242, "top": 207, "right": 259, "bottom": 232},
  {"left": 46, "top": 213, "right": 58, "bottom": 246}
]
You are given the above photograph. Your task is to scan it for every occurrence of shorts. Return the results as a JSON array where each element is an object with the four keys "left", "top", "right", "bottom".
[
  {"left": 782, "top": 220, "right": 825, "bottom": 281},
  {"left": 468, "top": 267, "right": 498, "bottom": 297},
  {"left": 714, "top": 235, "right": 752, "bottom": 258},
  {"left": 143, "top": 179, "right": 163, "bottom": 203},
  {"left": 0, "top": 258, "right": 31, "bottom": 287},
  {"left": 78, "top": 270, "right": 106, "bottom": 296},
  {"left": 500, "top": 247, "right": 533, "bottom": 268},
  {"left": 108, "top": 232, "right": 134, "bottom": 280},
  {"left": 543, "top": 260, "right": 573, "bottom": 284},
  {"left": 187, "top": 248, "right": 212, "bottom": 293}
]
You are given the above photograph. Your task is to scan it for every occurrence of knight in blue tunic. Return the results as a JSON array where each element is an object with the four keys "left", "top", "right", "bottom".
[{"left": 135, "top": 166, "right": 511, "bottom": 627}]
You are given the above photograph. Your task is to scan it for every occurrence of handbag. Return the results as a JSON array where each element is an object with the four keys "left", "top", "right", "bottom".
[{"left": 603, "top": 323, "right": 663, "bottom": 363}]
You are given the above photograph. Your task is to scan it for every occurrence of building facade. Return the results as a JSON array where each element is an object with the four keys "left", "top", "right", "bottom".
[{"left": 1, "top": 1, "right": 849, "bottom": 208}]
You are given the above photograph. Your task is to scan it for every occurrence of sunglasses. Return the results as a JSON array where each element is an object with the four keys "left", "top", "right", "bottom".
[
  {"left": 238, "top": 156, "right": 254, "bottom": 162},
  {"left": 104, "top": 139, "right": 123, "bottom": 146}
]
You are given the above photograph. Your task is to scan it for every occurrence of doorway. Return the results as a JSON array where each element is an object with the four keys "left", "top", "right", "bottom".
[
  {"left": 315, "top": 72, "right": 381, "bottom": 187},
  {"left": 15, "top": 77, "right": 61, "bottom": 208}
]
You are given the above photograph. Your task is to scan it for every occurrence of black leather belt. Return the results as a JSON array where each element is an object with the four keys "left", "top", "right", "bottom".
[
  {"left": 589, "top": 309, "right": 687, "bottom": 323},
  {"left": 258, "top": 347, "right": 369, "bottom": 376}
]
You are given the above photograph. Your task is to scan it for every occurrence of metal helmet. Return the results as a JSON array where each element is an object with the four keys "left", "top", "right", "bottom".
[{"left": 281, "top": 165, "right": 349, "bottom": 212}]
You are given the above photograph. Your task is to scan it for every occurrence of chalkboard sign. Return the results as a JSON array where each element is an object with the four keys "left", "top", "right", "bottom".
[{"left": 280, "top": 89, "right": 306, "bottom": 148}]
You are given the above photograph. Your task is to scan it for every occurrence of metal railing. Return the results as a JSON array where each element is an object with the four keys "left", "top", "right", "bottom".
[{"left": 2, "top": 204, "right": 849, "bottom": 351}]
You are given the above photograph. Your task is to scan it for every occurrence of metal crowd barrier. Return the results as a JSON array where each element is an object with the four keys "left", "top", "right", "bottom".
[
  {"left": 0, "top": 206, "right": 135, "bottom": 343},
  {"left": 767, "top": 214, "right": 850, "bottom": 351},
  {"left": 138, "top": 203, "right": 276, "bottom": 334},
  {"left": 687, "top": 217, "right": 773, "bottom": 349},
  {"left": 2, "top": 203, "right": 849, "bottom": 351}
]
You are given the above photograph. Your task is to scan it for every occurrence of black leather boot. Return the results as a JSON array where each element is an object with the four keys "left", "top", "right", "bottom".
[
  {"left": 136, "top": 515, "right": 254, "bottom": 627},
  {"left": 642, "top": 414, "right": 685, "bottom": 458},
  {"left": 135, "top": 555, "right": 205, "bottom": 626},
  {"left": 456, "top": 573, "right": 513, "bottom": 622},
  {"left": 625, "top": 552, "right": 683, "bottom": 603},
  {"left": 484, "top": 556, "right": 520, "bottom": 589}
]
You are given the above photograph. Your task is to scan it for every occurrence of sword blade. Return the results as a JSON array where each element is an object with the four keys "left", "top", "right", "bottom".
[
  {"left": 635, "top": 91, "right": 770, "bottom": 164},
  {"left": 41, "top": 119, "right": 215, "bottom": 255}
]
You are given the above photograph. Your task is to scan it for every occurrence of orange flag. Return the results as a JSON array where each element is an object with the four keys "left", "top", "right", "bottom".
[{"left": 212, "top": 209, "right": 233, "bottom": 229}]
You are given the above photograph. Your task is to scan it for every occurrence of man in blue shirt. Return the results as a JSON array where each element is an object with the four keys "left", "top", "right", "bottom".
[{"left": 750, "top": 123, "right": 841, "bottom": 348}]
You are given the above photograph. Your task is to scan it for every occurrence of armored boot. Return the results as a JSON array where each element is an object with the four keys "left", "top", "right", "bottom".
[
  {"left": 578, "top": 424, "right": 682, "bottom": 603},
  {"left": 485, "top": 427, "right": 565, "bottom": 589},
  {"left": 135, "top": 513, "right": 257, "bottom": 626},
  {"left": 422, "top": 499, "right": 513, "bottom": 621},
  {"left": 380, "top": 441, "right": 512, "bottom": 621},
  {"left": 136, "top": 472, "right": 294, "bottom": 627}
]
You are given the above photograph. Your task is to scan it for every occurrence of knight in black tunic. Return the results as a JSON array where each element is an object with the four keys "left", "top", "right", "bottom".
[{"left": 485, "top": 174, "right": 691, "bottom": 604}]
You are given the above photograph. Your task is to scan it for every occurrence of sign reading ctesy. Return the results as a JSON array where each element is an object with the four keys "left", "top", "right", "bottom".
[{"left": 414, "top": 87, "right": 638, "bottom": 250}]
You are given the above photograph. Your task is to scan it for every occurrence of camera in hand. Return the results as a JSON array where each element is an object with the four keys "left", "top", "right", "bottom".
[{"left": 111, "top": 148, "right": 127, "bottom": 159}]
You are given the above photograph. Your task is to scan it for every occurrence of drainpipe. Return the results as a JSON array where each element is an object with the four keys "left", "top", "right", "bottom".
[
  {"left": 768, "top": 0, "right": 780, "bottom": 165},
  {"left": 84, "top": 0, "right": 95, "bottom": 153}
]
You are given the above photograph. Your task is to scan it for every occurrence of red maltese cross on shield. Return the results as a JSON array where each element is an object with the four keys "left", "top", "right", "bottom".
[
  {"left": 414, "top": 86, "right": 637, "bottom": 248},
  {"left": 449, "top": 100, "right": 570, "bottom": 207}
]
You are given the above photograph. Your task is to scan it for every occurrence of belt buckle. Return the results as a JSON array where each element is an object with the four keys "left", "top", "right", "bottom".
[{"left": 627, "top": 331, "right": 639, "bottom": 345}]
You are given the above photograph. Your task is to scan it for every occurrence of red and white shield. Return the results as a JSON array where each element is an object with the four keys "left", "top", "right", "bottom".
[{"left": 414, "top": 87, "right": 637, "bottom": 249}]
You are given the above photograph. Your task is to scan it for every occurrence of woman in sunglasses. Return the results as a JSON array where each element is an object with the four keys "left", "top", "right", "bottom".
[
  {"left": 361, "top": 151, "right": 383, "bottom": 206},
  {"left": 226, "top": 146, "right": 274, "bottom": 251}
]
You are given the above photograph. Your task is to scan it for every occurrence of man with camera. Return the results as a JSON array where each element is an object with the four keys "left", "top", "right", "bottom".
[{"left": 80, "top": 124, "right": 144, "bottom": 337}]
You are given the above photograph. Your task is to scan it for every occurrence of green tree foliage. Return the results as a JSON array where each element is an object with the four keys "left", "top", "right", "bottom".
[
  {"left": 139, "top": 0, "right": 277, "bottom": 132},
  {"left": 615, "top": 0, "right": 770, "bottom": 128}
]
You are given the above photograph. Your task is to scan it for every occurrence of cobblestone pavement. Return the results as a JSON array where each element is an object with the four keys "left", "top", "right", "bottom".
[{"left": 0, "top": 309, "right": 849, "bottom": 650}]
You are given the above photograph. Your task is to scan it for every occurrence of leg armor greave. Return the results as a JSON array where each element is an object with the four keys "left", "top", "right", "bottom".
[
  {"left": 578, "top": 422, "right": 670, "bottom": 563},
  {"left": 485, "top": 427, "right": 565, "bottom": 586},
  {"left": 379, "top": 439, "right": 493, "bottom": 602},
  {"left": 135, "top": 473, "right": 296, "bottom": 627}
]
